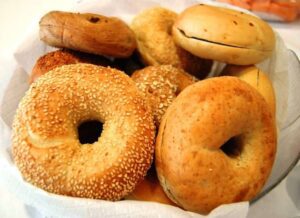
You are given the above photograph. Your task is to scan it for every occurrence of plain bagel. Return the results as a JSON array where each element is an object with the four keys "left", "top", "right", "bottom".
[
  {"left": 155, "top": 76, "right": 277, "bottom": 213},
  {"left": 39, "top": 11, "right": 137, "bottom": 58},
  {"left": 172, "top": 4, "right": 275, "bottom": 65},
  {"left": 12, "top": 64, "right": 155, "bottom": 200}
]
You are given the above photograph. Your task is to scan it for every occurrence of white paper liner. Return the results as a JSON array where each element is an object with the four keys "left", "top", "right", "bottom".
[{"left": 0, "top": 0, "right": 300, "bottom": 217}]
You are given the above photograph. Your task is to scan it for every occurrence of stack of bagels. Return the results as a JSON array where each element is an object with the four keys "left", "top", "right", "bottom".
[{"left": 12, "top": 4, "right": 277, "bottom": 215}]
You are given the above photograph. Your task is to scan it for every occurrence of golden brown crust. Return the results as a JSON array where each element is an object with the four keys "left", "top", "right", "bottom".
[
  {"left": 29, "top": 49, "right": 112, "bottom": 84},
  {"left": 131, "top": 7, "right": 212, "bottom": 79},
  {"left": 131, "top": 65, "right": 197, "bottom": 127},
  {"left": 39, "top": 11, "right": 137, "bottom": 58},
  {"left": 155, "top": 76, "right": 277, "bottom": 213},
  {"left": 12, "top": 64, "right": 156, "bottom": 200},
  {"left": 173, "top": 4, "right": 275, "bottom": 65},
  {"left": 30, "top": 50, "right": 81, "bottom": 84},
  {"left": 222, "top": 65, "right": 276, "bottom": 117}
]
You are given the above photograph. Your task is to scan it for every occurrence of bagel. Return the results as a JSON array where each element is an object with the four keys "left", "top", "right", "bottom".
[
  {"left": 131, "top": 7, "right": 212, "bottom": 79},
  {"left": 125, "top": 165, "right": 175, "bottom": 206},
  {"left": 39, "top": 11, "right": 137, "bottom": 58},
  {"left": 12, "top": 64, "right": 155, "bottom": 200},
  {"left": 131, "top": 65, "right": 197, "bottom": 127},
  {"left": 222, "top": 65, "right": 276, "bottom": 117},
  {"left": 29, "top": 49, "right": 112, "bottom": 84},
  {"left": 172, "top": 4, "right": 275, "bottom": 65},
  {"left": 156, "top": 76, "right": 276, "bottom": 213}
]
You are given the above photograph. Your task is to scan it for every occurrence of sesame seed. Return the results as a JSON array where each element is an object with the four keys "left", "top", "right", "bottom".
[{"left": 131, "top": 65, "right": 197, "bottom": 127}]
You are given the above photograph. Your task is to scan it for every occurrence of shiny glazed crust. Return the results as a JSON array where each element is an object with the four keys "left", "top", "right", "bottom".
[
  {"left": 39, "top": 11, "right": 137, "bottom": 58},
  {"left": 131, "top": 7, "right": 212, "bottom": 79},
  {"left": 12, "top": 64, "right": 155, "bottom": 200},
  {"left": 155, "top": 76, "right": 277, "bottom": 213},
  {"left": 131, "top": 65, "right": 197, "bottom": 127},
  {"left": 173, "top": 4, "right": 275, "bottom": 65}
]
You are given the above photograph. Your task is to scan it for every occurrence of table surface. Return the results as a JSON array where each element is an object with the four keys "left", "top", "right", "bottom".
[{"left": 0, "top": 1, "right": 299, "bottom": 218}]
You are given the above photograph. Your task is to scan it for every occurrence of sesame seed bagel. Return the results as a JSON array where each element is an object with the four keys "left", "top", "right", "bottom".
[
  {"left": 131, "top": 7, "right": 212, "bottom": 79},
  {"left": 12, "top": 64, "right": 155, "bottom": 200},
  {"left": 156, "top": 76, "right": 276, "bottom": 213},
  {"left": 131, "top": 65, "right": 197, "bottom": 127}
]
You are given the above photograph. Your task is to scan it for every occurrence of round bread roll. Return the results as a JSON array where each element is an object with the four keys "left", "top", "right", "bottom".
[
  {"left": 222, "top": 65, "right": 276, "bottom": 116},
  {"left": 131, "top": 65, "right": 197, "bottom": 127},
  {"left": 29, "top": 49, "right": 112, "bottom": 84},
  {"left": 12, "top": 64, "right": 155, "bottom": 200},
  {"left": 156, "top": 76, "right": 276, "bottom": 213},
  {"left": 131, "top": 7, "right": 212, "bottom": 79},
  {"left": 172, "top": 4, "right": 275, "bottom": 65},
  {"left": 39, "top": 11, "right": 136, "bottom": 58}
]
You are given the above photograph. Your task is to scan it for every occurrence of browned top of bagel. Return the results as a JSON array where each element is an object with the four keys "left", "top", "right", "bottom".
[
  {"left": 172, "top": 4, "right": 275, "bottom": 65},
  {"left": 29, "top": 49, "right": 112, "bottom": 84},
  {"left": 39, "top": 11, "right": 137, "bottom": 57}
]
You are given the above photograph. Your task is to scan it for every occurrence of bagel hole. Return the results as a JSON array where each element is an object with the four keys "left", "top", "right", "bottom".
[
  {"left": 89, "top": 17, "right": 100, "bottom": 23},
  {"left": 221, "top": 136, "right": 243, "bottom": 158},
  {"left": 78, "top": 120, "right": 103, "bottom": 144}
]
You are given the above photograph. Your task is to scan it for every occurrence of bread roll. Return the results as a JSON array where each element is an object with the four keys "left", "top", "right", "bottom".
[{"left": 172, "top": 4, "right": 276, "bottom": 65}]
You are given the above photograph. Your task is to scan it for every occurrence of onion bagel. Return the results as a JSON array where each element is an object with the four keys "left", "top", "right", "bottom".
[
  {"left": 172, "top": 4, "right": 275, "bottom": 65},
  {"left": 12, "top": 64, "right": 155, "bottom": 200},
  {"left": 156, "top": 76, "right": 277, "bottom": 213}
]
